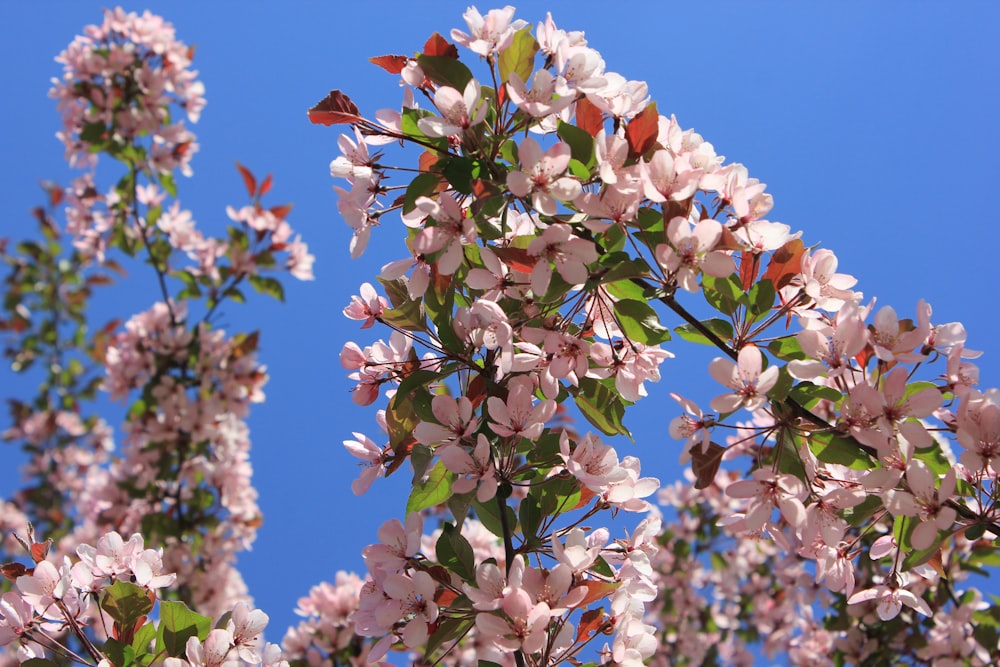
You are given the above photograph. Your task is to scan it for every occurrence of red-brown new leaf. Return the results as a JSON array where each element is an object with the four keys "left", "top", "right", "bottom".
[
  {"left": 308, "top": 90, "right": 362, "bottom": 126},
  {"left": 574, "top": 96, "right": 604, "bottom": 137},
  {"left": 259, "top": 173, "right": 273, "bottom": 197},
  {"left": 423, "top": 32, "right": 459, "bottom": 58},
  {"left": 762, "top": 238, "right": 805, "bottom": 291},
  {"left": 692, "top": 441, "right": 727, "bottom": 490},
  {"left": 625, "top": 102, "right": 658, "bottom": 159},
  {"left": 235, "top": 162, "right": 256, "bottom": 198},
  {"left": 370, "top": 55, "right": 408, "bottom": 74}
]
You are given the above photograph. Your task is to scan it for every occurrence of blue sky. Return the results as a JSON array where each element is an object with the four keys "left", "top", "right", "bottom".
[{"left": 1, "top": 0, "right": 999, "bottom": 652}]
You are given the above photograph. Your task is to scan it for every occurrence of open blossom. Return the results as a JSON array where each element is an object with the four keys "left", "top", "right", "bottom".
[
  {"left": 439, "top": 434, "right": 498, "bottom": 502},
  {"left": 526, "top": 223, "right": 597, "bottom": 294},
  {"left": 343, "top": 282, "right": 387, "bottom": 329},
  {"left": 507, "top": 139, "right": 582, "bottom": 217},
  {"left": 884, "top": 459, "right": 957, "bottom": 550},
  {"left": 708, "top": 345, "right": 779, "bottom": 413},
  {"left": 506, "top": 69, "right": 575, "bottom": 118},
  {"left": 344, "top": 431, "right": 389, "bottom": 495},
  {"left": 451, "top": 5, "right": 527, "bottom": 56},
  {"left": 418, "top": 78, "right": 488, "bottom": 138},
  {"left": 414, "top": 395, "right": 478, "bottom": 447},
  {"left": 655, "top": 216, "right": 734, "bottom": 293},
  {"left": 487, "top": 375, "right": 556, "bottom": 440},
  {"left": 848, "top": 578, "right": 932, "bottom": 622}
]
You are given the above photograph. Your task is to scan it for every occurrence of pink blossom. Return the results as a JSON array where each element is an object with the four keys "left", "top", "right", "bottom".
[
  {"left": 439, "top": 435, "right": 498, "bottom": 502},
  {"left": 507, "top": 139, "right": 582, "bottom": 217},
  {"left": 526, "top": 223, "right": 597, "bottom": 294},
  {"left": 848, "top": 581, "right": 932, "bottom": 622},
  {"left": 655, "top": 217, "right": 735, "bottom": 293},
  {"left": 418, "top": 79, "right": 488, "bottom": 138},
  {"left": 343, "top": 283, "right": 387, "bottom": 329},
  {"left": 487, "top": 375, "right": 556, "bottom": 440},
  {"left": 708, "top": 345, "right": 779, "bottom": 413},
  {"left": 506, "top": 70, "right": 575, "bottom": 118},
  {"left": 450, "top": 6, "right": 528, "bottom": 56},
  {"left": 413, "top": 395, "right": 478, "bottom": 447},
  {"left": 344, "top": 431, "right": 389, "bottom": 495}
]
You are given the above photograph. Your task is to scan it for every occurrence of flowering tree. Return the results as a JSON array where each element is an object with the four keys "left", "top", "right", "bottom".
[{"left": 1, "top": 5, "right": 999, "bottom": 667}]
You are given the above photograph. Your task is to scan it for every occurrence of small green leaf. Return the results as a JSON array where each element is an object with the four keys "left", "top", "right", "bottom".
[
  {"left": 674, "top": 318, "right": 734, "bottom": 346},
  {"left": 406, "top": 460, "right": 455, "bottom": 515},
  {"left": 702, "top": 273, "right": 745, "bottom": 316},
  {"left": 573, "top": 377, "right": 630, "bottom": 437},
  {"left": 613, "top": 298, "right": 671, "bottom": 345},
  {"left": 435, "top": 523, "right": 476, "bottom": 582},
  {"left": 768, "top": 336, "right": 806, "bottom": 361},
  {"left": 472, "top": 497, "right": 517, "bottom": 539},
  {"left": 747, "top": 278, "right": 776, "bottom": 320},
  {"left": 417, "top": 54, "right": 474, "bottom": 90},
  {"left": 248, "top": 275, "right": 285, "bottom": 302},
  {"left": 807, "top": 432, "right": 872, "bottom": 470},
  {"left": 498, "top": 28, "right": 538, "bottom": 85},
  {"left": 557, "top": 120, "right": 595, "bottom": 167},
  {"left": 101, "top": 581, "right": 153, "bottom": 630},
  {"left": 156, "top": 600, "right": 211, "bottom": 658}
]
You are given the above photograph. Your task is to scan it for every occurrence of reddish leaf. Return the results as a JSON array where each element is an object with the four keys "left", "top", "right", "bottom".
[
  {"left": 269, "top": 203, "right": 294, "bottom": 220},
  {"left": 577, "top": 580, "right": 619, "bottom": 607},
  {"left": 738, "top": 250, "right": 761, "bottom": 292},
  {"left": 419, "top": 150, "right": 440, "bottom": 174},
  {"left": 385, "top": 437, "right": 417, "bottom": 476},
  {"left": 370, "top": 54, "right": 408, "bottom": 74},
  {"left": 0, "top": 562, "right": 30, "bottom": 582},
  {"left": 491, "top": 246, "right": 536, "bottom": 274},
  {"left": 259, "top": 173, "right": 273, "bottom": 197},
  {"left": 308, "top": 90, "right": 362, "bottom": 126},
  {"left": 235, "top": 162, "right": 256, "bottom": 198},
  {"left": 625, "top": 102, "right": 658, "bottom": 159},
  {"left": 466, "top": 374, "right": 487, "bottom": 410},
  {"left": 423, "top": 32, "right": 459, "bottom": 58},
  {"left": 575, "top": 608, "right": 606, "bottom": 644},
  {"left": 762, "top": 238, "right": 805, "bottom": 291},
  {"left": 691, "top": 441, "right": 727, "bottom": 490},
  {"left": 574, "top": 96, "right": 604, "bottom": 137},
  {"left": 434, "top": 587, "right": 458, "bottom": 607},
  {"left": 29, "top": 539, "right": 50, "bottom": 563},
  {"left": 574, "top": 486, "right": 596, "bottom": 510}
]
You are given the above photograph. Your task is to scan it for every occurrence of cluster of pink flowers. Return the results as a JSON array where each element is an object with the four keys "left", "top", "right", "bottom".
[
  {"left": 50, "top": 7, "right": 205, "bottom": 173},
  {"left": 304, "top": 4, "right": 1000, "bottom": 664},
  {"left": 0, "top": 529, "right": 285, "bottom": 667}
]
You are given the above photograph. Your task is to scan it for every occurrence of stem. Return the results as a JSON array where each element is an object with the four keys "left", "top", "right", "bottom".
[
  {"left": 633, "top": 277, "right": 1000, "bottom": 536},
  {"left": 496, "top": 491, "right": 527, "bottom": 667}
]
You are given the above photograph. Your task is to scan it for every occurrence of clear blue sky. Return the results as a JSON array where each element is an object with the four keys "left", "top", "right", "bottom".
[{"left": 1, "top": 0, "right": 998, "bottom": 651}]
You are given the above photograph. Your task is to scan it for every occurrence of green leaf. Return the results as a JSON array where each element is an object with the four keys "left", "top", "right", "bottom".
[
  {"left": 557, "top": 120, "right": 595, "bottom": 167},
  {"left": 573, "top": 377, "right": 630, "bottom": 437},
  {"left": 131, "top": 621, "right": 157, "bottom": 657},
  {"left": 518, "top": 494, "right": 543, "bottom": 545},
  {"left": 248, "top": 275, "right": 285, "bottom": 302},
  {"left": 787, "top": 382, "right": 843, "bottom": 408},
  {"left": 674, "top": 318, "right": 733, "bottom": 347},
  {"left": 101, "top": 581, "right": 153, "bottom": 630},
  {"left": 807, "top": 432, "right": 872, "bottom": 470},
  {"left": 417, "top": 54, "right": 474, "bottom": 90},
  {"left": 702, "top": 273, "right": 745, "bottom": 316},
  {"left": 406, "top": 460, "right": 455, "bottom": 515},
  {"left": 440, "top": 156, "right": 483, "bottom": 195},
  {"left": 768, "top": 336, "right": 806, "bottom": 361},
  {"left": 613, "top": 298, "right": 671, "bottom": 345},
  {"left": 159, "top": 172, "right": 178, "bottom": 198},
  {"left": 498, "top": 28, "right": 538, "bottom": 84},
  {"left": 156, "top": 600, "right": 211, "bottom": 658},
  {"left": 21, "top": 661, "right": 60, "bottom": 667},
  {"left": 747, "top": 278, "right": 776, "bottom": 320},
  {"left": 472, "top": 496, "right": 517, "bottom": 539},
  {"left": 104, "top": 639, "right": 136, "bottom": 667},
  {"left": 386, "top": 389, "right": 420, "bottom": 451},
  {"left": 435, "top": 523, "right": 477, "bottom": 582},
  {"left": 536, "top": 475, "right": 583, "bottom": 518},
  {"left": 425, "top": 616, "right": 475, "bottom": 659}
]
